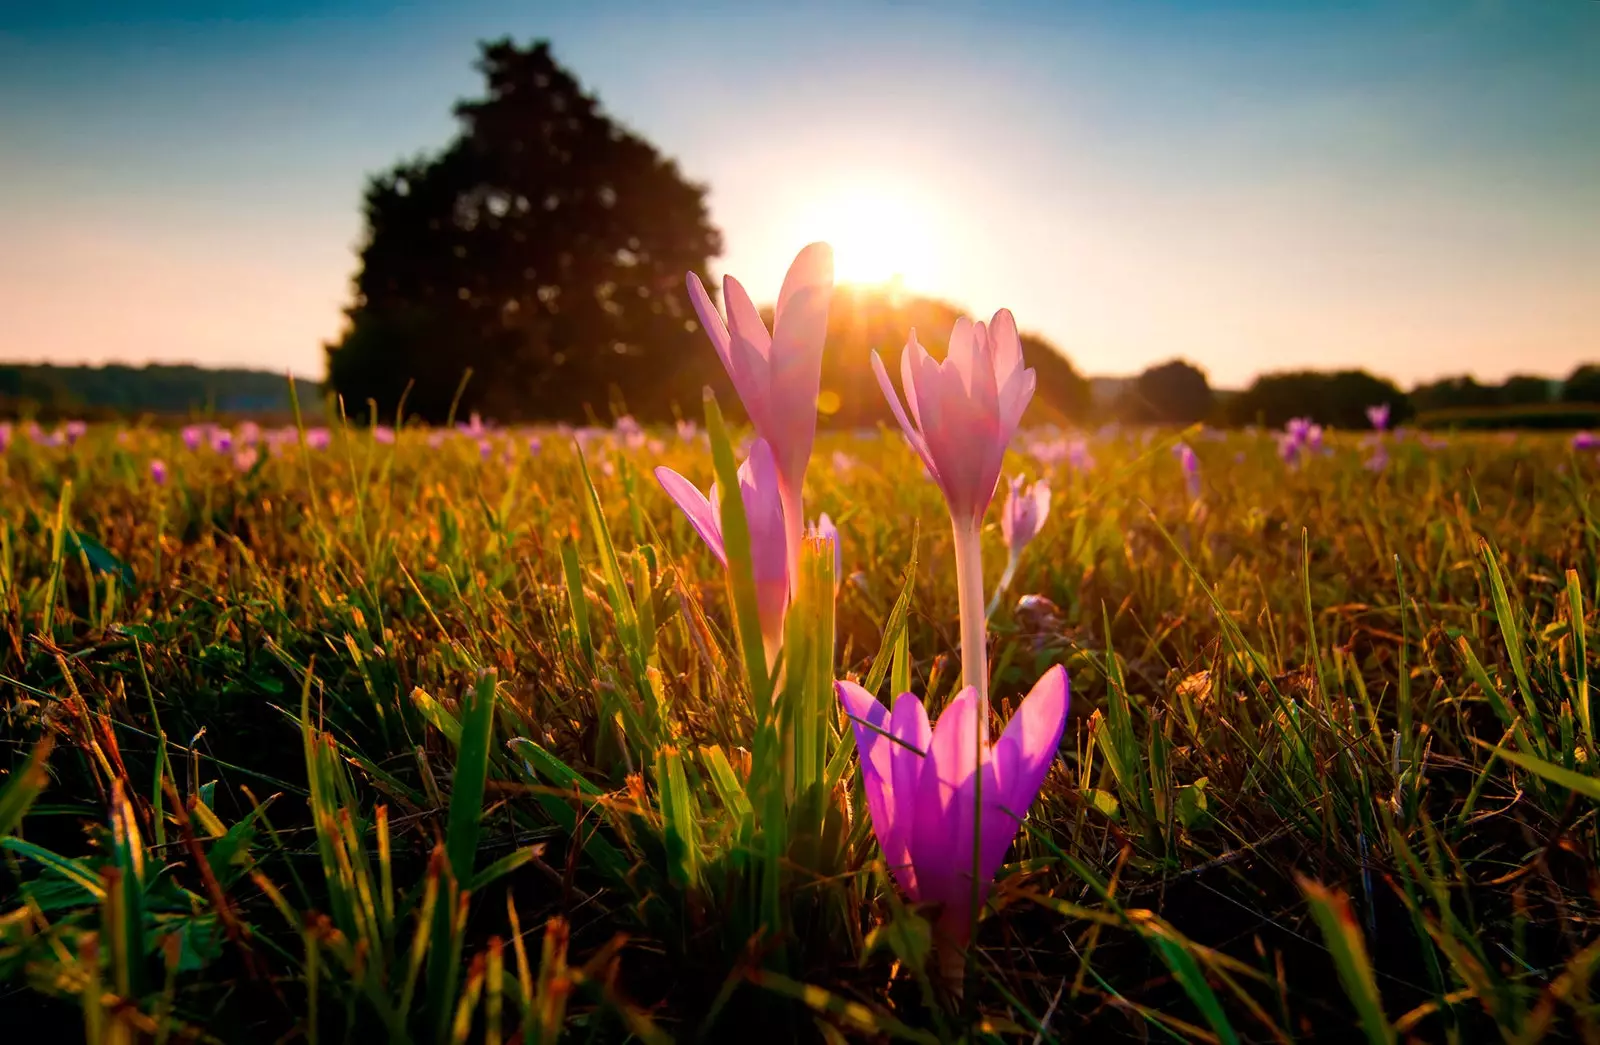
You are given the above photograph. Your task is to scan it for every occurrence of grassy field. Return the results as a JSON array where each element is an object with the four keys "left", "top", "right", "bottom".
[{"left": 2, "top": 416, "right": 1599, "bottom": 1042}]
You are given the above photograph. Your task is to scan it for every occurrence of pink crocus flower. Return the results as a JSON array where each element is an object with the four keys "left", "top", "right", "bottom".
[
  {"left": 181, "top": 425, "right": 204, "bottom": 451},
  {"left": 1175, "top": 442, "right": 1201, "bottom": 500},
  {"left": 305, "top": 427, "right": 331, "bottom": 451},
  {"left": 676, "top": 419, "right": 699, "bottom": 442},
  {"left": 1000, "top": 476, "right": 1051, "bottom": 559},
  {"left": 874, "top": 310, "right": 1036, "bottom": 527},
  {"left": 686, "top": 242, "right": 834, "bottom": 579},
  {"left": 1366, "top": 403, "right": 1391, "bottom": 432},
  {"left": 0, "top": 422, "right": 11, "bottom": 452},
  {"left": 211, "top": 429, "right": 234, "bottom": 453},
  {"left": 373, "top": 425, "right": 395, "bottom": 444},
  {"left": 233, "top": 448, "right": 258, "bottom": 472},
  {"left": 875, "top": 309, "right": 1037, "bottom": 712},
  {"left": 150, "top": 459, "right": 169, "bottom": 485},
  {"left": 836, "top": 665, "right": 1070, "bottom": 950},
  {"left": 1572, "top": 432, "right": 1599, "bottom": 452},
  {"left": 64, "top": 420, "right": 88, "bottom": 444},
  {"left": 990, "top": 477, "right": 1051, "bottom": 617},
  {"left": 237, "top": 421, "right": 261, "bottom": 445},
  {"left": 656, "top": 438, "right": 789, "bottom": 665}
]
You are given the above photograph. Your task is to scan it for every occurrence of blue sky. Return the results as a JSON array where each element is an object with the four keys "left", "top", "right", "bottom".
[{"left": 1, "top": 0, "right": 1596, "bottom": 386}]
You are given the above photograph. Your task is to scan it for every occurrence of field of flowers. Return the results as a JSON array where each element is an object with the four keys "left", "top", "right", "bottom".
[{"left": 3, "top": 249, "right": 1600, "bottom": 1043}]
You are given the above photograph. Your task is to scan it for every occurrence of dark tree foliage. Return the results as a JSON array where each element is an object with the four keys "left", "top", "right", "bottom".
[
  {"left": 1226, "top": 369, "right": 1410, "bottom": 428},
  {"left": 326, "top": 39, "right": 723, "bottom": 424},
  {"left": 756, "top": 285, "right": 1092, "bottom": 430},
  {"left": 1118, "top": 358, "right": 1214, "bottom": 424},
  {"left": 1563, "top": 364, "right": 1600, "bottom": 404}
]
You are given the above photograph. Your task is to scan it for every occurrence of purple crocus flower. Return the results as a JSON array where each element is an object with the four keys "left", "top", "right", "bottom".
[
  {"left": 1066, "top": 439, "right": 1095, "bottom": 473},
  {"left": 478, "top": 438, "right": 494, "bottom": 460},
  {"left": 234, "top": 448, "right": 258, "bottom": 472},
  {"left": 210, "top": 429, "right": 234, "bottom": 453},
  {"left": 656, "top": 438, "right": 790, "bottom": 665},
  {"left": 836, "top": 665, "right": 1070, "bottom": 949},
  {"left": 458, "top": 412, "right": 487, "bottom": 438},
  {"left": 527, "top": 435, "right": 543, "bottom": 455},
  {"left": 1366, "top": 404, "right": 1391, "bottom": 432},
  {"left": 1000, "top": 476, "right": 1051, "bottom": 558},
  {"left": 182, "top": 425, "right": 204, "bottom": 451},
  {"left": 1573, "top": 432, "right": 1600, "bottom": 452},
  {"left": 305, "top": 427, "right": 331, "bottom": 451},
  {"left": 614, "top": 414, "right": 647, "bottom": 449},
  {"left": 64, "top": 420, "right": 88, "bottom": 444},
  {"left": 1175, "top": 442, "right": 1201, "bottom": 500},
  {"left": 150, "top": 459, "right": 169, "bottom": 485},
  {"left": 237, "top": 421, "right": 261, "bottom": 445},
  {"left": 0, "top": 423, "right": 10, "bottom": 452},
  {"left": 1364, "top": 443, "right": 1389, "bottom": 473}
]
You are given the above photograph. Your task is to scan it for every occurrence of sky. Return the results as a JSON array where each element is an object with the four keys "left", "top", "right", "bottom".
[{"left": 1, "top": 0, "right": 1596, "bottom": 388}]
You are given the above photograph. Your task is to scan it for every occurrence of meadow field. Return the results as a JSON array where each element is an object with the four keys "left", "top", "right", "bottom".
[{"left": 2, "top": 414, "right": 1599, "bottom": 1042}]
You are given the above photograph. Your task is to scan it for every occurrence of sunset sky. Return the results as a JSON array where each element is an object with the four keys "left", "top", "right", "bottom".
[{"left": 2, "top": 0, "right": 1596, "bottom": 388}]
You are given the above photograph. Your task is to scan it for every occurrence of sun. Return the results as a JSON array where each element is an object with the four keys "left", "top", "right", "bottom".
[{"left": 795, "top": 186, "right": 940, "bottom": 289}]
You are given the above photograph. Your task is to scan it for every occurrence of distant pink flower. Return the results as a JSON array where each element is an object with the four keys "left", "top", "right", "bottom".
[
  {"left": 836, "top": 665, "right": 1070, "bottom": 947},
  {"left": 0, "top": 423, "right": 10, "bottom": 452},
  {"left": 181, "top": 425, "right": 204, "bottom": 451},
  {"left": 1573, "top": 431, "right": 1599, "bottom": 452},
  {"left": 527, "top": 435, "right": 543, "bottom": 455},
  {"left": 458, "top": 412, "right": 486, "bottom": 438},
  {"left": 1000, "top": 476, "right": 1051, "bottom": 558},
  {"left": 687, "top": 242, "right": 835, "bottom": 574},
  {"left": 237, "top": 421, "right": 261, "bottom": 445},
  {"left": 305, "top": 428, "right": 331, "bottom": 451},
  {"left": 233, "top": 448, "right": 258, "bottom": 472},
  {"left": 1067, "top": 439, "right": 1095, "bottom": 473},
  {"left": 1364, "top": 443, "right": 1389, "bottom": 472},
  {"left": 1175, "top": 442, "right": 1201, "bottom": 500},
  {"left": 210, "top": 429, "right": 234, "bottom": 453},
  {"left": 150, "top": 459, "right": 169, "bottom": 485},
  {"left": 1366, "top": 404, "right": 1391, "bottom": 432},
  {"left": 373, "top": 425, "right": 395, "bottom": 444},
  {"left": 676, "top": 419, "right": 699, "bottom": 442},
  {"left": 614, "top": 415, "right": 646, "bottom": 449},
  {"left": 427, "top": 430, "right": 447, "bottom": 449},
  {"left": 478, "top": 438, "right": 493, "bottom": 461},
  {"left": 831, "top": 450, "right": 856, "bottom": 473},
  {"left": 874, "top": 309, "right": 1036, "bottom": 525},
  {"left": 656, "top": 438, "right": 789, "bottom": 663},
  {"left": 64, "top": 420, "right": 88, "bottom": 444}
]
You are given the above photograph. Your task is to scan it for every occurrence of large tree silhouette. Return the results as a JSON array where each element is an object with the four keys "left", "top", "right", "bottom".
[{"left": 327, "top": 39, "right": 722, "bottom": 423}]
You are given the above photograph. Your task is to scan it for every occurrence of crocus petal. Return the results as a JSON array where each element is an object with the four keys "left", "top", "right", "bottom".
[
  {"left": 887, "top": 691, "right": 932, "bottom": 897},
  {"left": 655, "top": 466, "right": 727, "bottom": 565},
  {"left": 910, "top": 686, "right": 981, "bottom": 928},
  {"left": 872, "top": 349, "right": 938, "bottom": 481},
  {"left": 981, "top": 665, "right": 1070, "bottom": 884},
  {"left": 837, "top": 681, "right": 898, "bottom": 881},
  {"left": 766, "top": 244, "right": 833, "bottom": 489},
  {"left": 739, "top": 439, "right": 788, "bottom": 585}
]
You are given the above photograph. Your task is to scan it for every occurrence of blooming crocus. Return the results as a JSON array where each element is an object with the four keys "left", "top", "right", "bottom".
[
  {"left": 64, "top": 420, "right": 87, "bottom": 444},
  {"left": 1067, "top": 439, "right": 1095, "bottom": 473},
  {"left": 876, "top": 309, "right": 1037, "bottom": 710},
  {"left": 614, "top": 415, "right": 646, "bottom": 449},
  {"left": 211, "top": 429, "right": 234, "bottom": 454},
  {"left": 234, "top": 448, "right": 258, "bottom": 472},
  {"left": 989, "top": 477, "right": 1051, "bottom": 617},
  {"left": 306, "top": 427, "right": 331, "bottom": 451},
  {"left": 237, "top": 421, "right": 261, "bottom": 445},
  {"left": 0, "top": 423, "right": 10, "bottom": 452},
  {"left": 478, "top": 438, "right": 493, "bottom": 461},
  {"left": 1573, "top": 432, "right": 1599, "bottom": 452},
  {"left": 656, "top": 438, "right": 789, "bottom": 665},
  {"left": 150, "top": 459, "right": 169, "bottom": 485},
  {"left": 181, "top": 425, "right": 204, "bottom": 451},
  {"left": 1175, "top": 442, "right": 1201, "bottom": 501},
  {"left": 527, "top": 435, "right": 543, "bottom": 455},
  {"left": 373, "top": 425, "right": 395, "bottom": 444},
  {"left": 676, "top": 419, "right": 699, "bottom": 442},
  {"left": 686, "top": 242, "right": 834, "bottom": 579},
  {"left": 836, "top": 665, "right": 1070, "bottom": 952},
  {"left": 1366, "top": 403, "right": 1391, "bottom": 432},
  {"left": 458, "top": 412, "right": 486, "bottom": 438}
]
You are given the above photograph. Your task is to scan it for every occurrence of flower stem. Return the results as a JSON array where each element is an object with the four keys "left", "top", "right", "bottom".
[{"left": 951, "top": 518, "right": 989, "bottom": 725}]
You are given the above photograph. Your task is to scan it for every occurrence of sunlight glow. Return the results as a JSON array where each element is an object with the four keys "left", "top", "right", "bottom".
[{"left": 791, "top": 185, "right": 942, "bottom": 289}]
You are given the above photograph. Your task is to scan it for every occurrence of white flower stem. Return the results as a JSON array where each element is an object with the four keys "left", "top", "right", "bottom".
[{"left": 952, "top": 518, "right": 989, "bottom": 723}]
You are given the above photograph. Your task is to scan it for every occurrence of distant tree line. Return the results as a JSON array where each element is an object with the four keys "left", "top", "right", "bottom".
[
  {"left": 0, "top": 364, "right": 321, "bottom": 422},
  {"left": 1103, "top": 359, "right": 1598, "bottom": 429}
]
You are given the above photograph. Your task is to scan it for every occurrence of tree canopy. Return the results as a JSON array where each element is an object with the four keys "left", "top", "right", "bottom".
[
  {"left": 326, "top": 39, "right": 722, "bottom": 424},
  {"left": 1117, "top": 359, "right": 1214, "bottom": 424},
  {"left": 1226, "top": 369, "right": 1410, "bottom": 428}
]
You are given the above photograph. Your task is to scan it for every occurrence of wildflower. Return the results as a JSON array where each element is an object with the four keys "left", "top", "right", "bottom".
[
  {"left": 64, "top": 420, "right": 88, "bottom": 444},
  {"left": 989, "top": 476, "right": 1051, "bottom": 617},
  {"left": 478, "top": 438, "right": 493, "bottom": 461},
  {"left": 1366, "top": 403, "right": 1391, "bottom": 432},
  {"left": 615, "top": 415, "right": 647, "bottom": 449},
  {"left": 182, "top": 424, "right": 204, "bottom": 451},
  {"left": 427, "top": 430, "right": 447, "bottom": 449},
  {"left": 876, "top": 308, "right": 1036, "bottom": 708},
  {"left": 373, "top": 425, "right": 395, "bottom": 444},
  {"left": 305, "top": 427, "right": 331, "bottom": 451},
  {"left": 210, "top": 428, "right": 234, "bottom": 454},
  {"left": 234, "top": 447, "right": 258, "bottom": 472},
  {"left": 831, "top": 450, "right": 856, "bottom": 473},
  {"left": 687, "top": 242, "right": 834, "bottom": 577},
  {"left": 0, "top": 422, "right": 10, "bottom": 452},
  {"left": 676, "top": 419, "right": 699, "bottom": 442},
  {"left": 1364, "top": 443, "right": 1389, "bottom": 472},
  {"left": 1573, "top": 432, "right": 1599, "bottom": 452},
  {"left": 458, "top": 412, "right": 486, "bottom": 438},
  {"left": 237, "top": 421, "right": 261, "bottom": 445},
  {"left": 656, "top": 438, "right": 789, "bottom": 665},
  {"left": 150, "top": 459, "right": 169, "bottom": 485},
  {"left": 836, "top": 665, "right": 1070, "bottom": 950},
  {"left": 527, "top": 435, "right": 543, "bottom": 455},
  {"left": 1066, "top": 439, "right": 1095, "bottom": 473},
  {"left": 1175, "top": 442, "right": 1201, "bottom": 500}
]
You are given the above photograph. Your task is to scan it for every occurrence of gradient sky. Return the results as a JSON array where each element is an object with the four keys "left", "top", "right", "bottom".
[{"left": 2, "top": 0, "right": 1596, "bottom": 387}]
